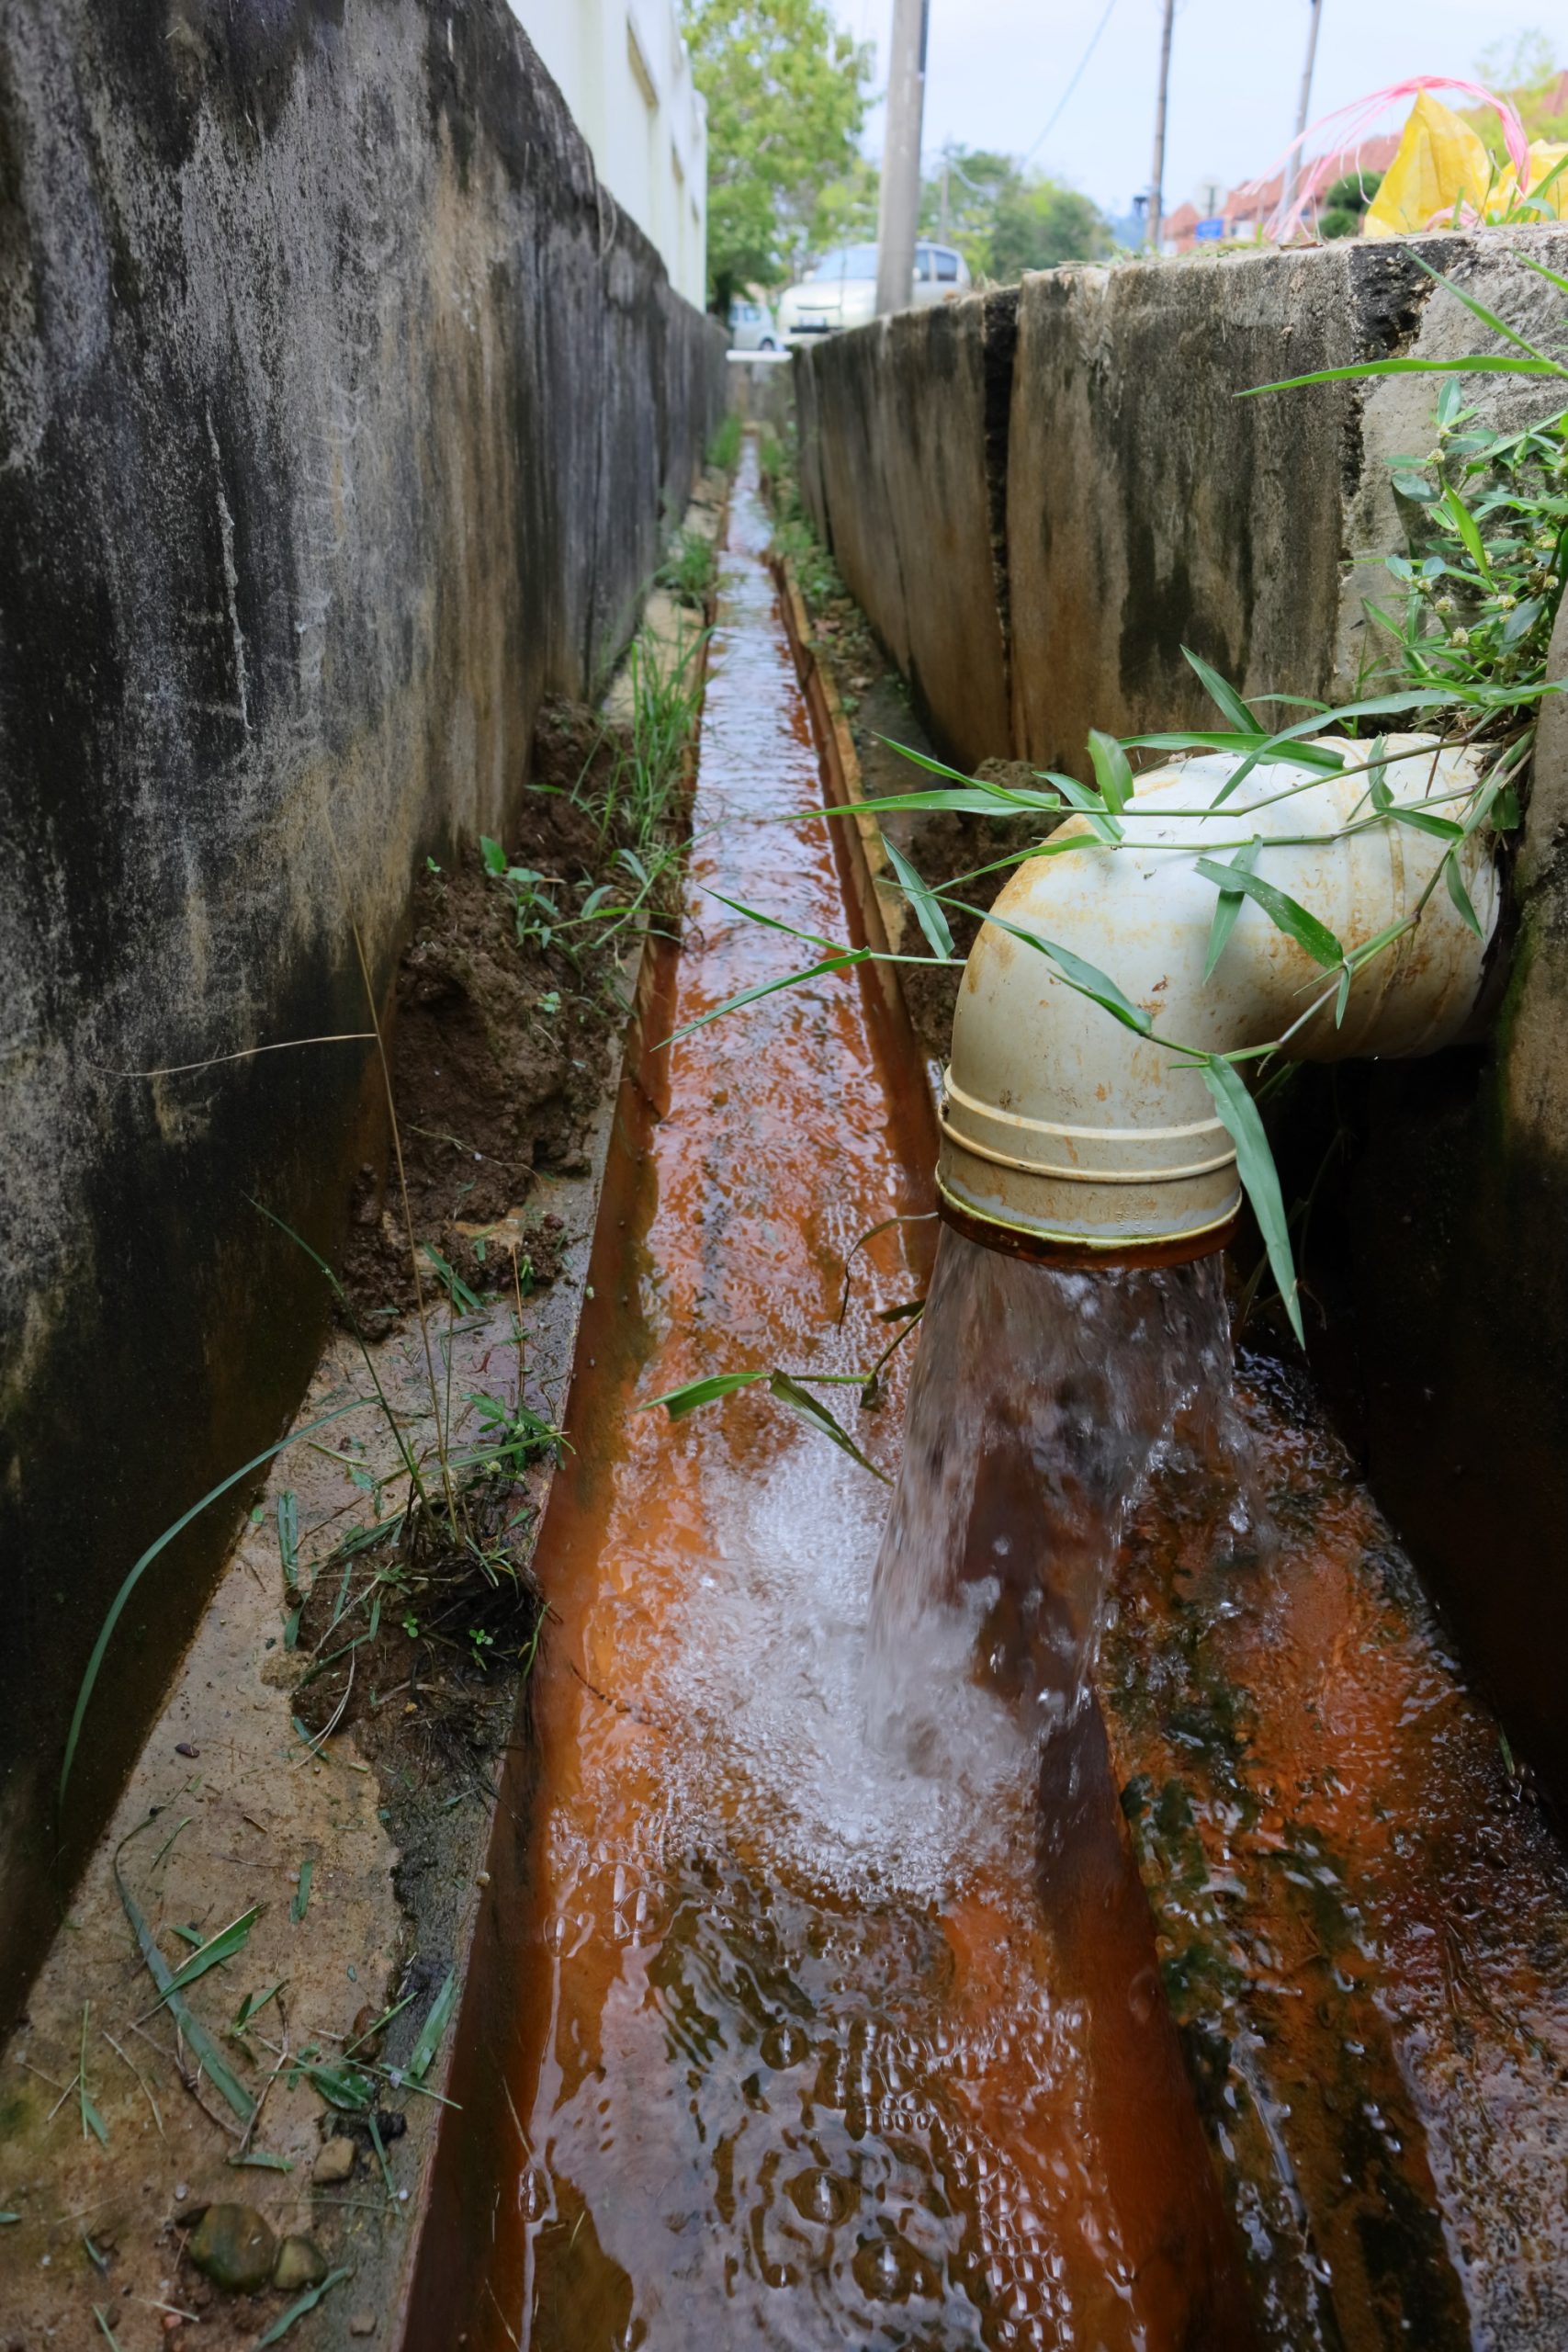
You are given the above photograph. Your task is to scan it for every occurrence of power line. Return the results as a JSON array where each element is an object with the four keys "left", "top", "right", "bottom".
[{"left": 1022, "top": 0, "right": 1120, "bottom": 163}]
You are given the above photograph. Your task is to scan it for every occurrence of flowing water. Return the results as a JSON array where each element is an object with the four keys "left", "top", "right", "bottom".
[
  {"left": 478, "top": 447, "right": 1256, "bottom": 2350},
  {"left": 866, "top": 1232, "right": 1257, "bottom": 1777}
]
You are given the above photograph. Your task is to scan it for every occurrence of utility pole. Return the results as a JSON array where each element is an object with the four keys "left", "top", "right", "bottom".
[
  {"left": 1146, "top": 0, "right": 1176, "bottom": 253},
  {"left": 1280, "top": 0, "right": 1325, "bottom": 226},
  {"left": 875, "top": 0, "right": 929, "bottom": 318}
]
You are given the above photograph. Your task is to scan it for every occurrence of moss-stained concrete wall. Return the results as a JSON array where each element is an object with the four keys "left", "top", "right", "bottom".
[
  {"left": 796, "top": 231, "right": 1568, "bottom": 1805},
  {"left": 0, "top": 0, "right": 723, "bottom": 2013}
]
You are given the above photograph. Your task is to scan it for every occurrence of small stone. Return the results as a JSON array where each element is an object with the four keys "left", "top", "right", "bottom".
[
  {"left": 349, "top": 2316, "right": 377, "bottom": 2338},
  {"left": 272, "top": 2235, "right": 328, "bottom": 2293},
  {"left": 173, "top": 2183, "right": 187, "bottom": 2202},
  {"left": 186, "top": 2203, "right": 276, "bottom": 2294},
  {"left": 311, "top": 2137, "right": 357, "bottom": 2186},
  {"left": 175, "top": 1743, "right": 198, "bottom": 1758}
]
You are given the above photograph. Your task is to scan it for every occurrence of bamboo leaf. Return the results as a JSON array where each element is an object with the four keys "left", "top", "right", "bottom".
[
  {"left": 703, "top": 888, "right": 843, "bottom": 953},
  {"left": 882, "top": 836, "right": 955, "bottom": 959},
  {"left": 1181, "top": 648, "right": 1256, "bottom": 733},
  {"left": 641, "top": 1370, "right": 772, "bottom": 1419},
  {"left": 955, "top": 901, "right": 1151, "bottom": 1034},
  {"left": 1202, "top": 839, "right": 1262, "bottom": 980},
  {"left": 1043, "top": 769, "right": 1122, "bottom": 842},
  {"left": 767, "top": 1374, "right": 889, "bottom": 1486},
  {"left": 1444, "top": 850, "right": 1484, "bottom": 937},
  {"left": 1389, "top": 805, "right": 1464, "bottom": 841},
  {"left": 662, "top": 950, "right": 869, "bottom": 1046},
  {"left": 1201, "top": 1059, "right": 1303, "bottom": 1346},
  {"left": 1086, "top": 729, "right": 1134, "bottom": 816},
  {"left": 1368, "top": 736, "right": 1393, "bottom": 813},
  {"left": 1193, "top": 858, "right": 1343, "bottom": 967}
]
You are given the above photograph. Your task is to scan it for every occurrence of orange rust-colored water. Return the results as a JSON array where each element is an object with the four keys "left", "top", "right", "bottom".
[{"left": 479, "top": 451, "right": 1253, "bottom": 2350}]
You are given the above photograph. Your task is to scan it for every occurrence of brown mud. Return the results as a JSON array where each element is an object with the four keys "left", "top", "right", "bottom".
[{"left": 340, "top": 701, "right": 677, "bottom": 1325}]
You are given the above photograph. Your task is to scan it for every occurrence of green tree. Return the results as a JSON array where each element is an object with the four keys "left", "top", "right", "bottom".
[
  {"left": 682, "top": 0, "right": 873, "bottom": 311},
  {"left": 986, "top": 178, "right": 1113, "bottom": 281}
]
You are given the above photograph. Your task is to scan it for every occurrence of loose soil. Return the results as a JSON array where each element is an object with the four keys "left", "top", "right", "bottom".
[{"left": 340, "top": 698, "right": 677, "bottom": 1324}]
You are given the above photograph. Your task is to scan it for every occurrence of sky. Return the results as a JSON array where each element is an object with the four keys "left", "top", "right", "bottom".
[{"left": 827, "top": 0, "right": 1557, "bottom": 220}]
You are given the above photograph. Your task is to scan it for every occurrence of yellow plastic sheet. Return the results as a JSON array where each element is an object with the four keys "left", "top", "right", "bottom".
[
  {"left": 1364, "top": 92, "right": 1495, "bottom": 234},
  {"left": 1365, "top": 91, "right": 1568, "bottom": 233}
]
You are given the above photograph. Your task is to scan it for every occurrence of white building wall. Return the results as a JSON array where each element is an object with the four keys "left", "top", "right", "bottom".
[{"left": 509, "top": 0, "right": 708, "bottom": 311}]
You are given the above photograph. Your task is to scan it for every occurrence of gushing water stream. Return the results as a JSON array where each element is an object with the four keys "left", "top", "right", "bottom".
[{"left": 867, "top": 1231, "right": 1247, "bottom": 1774}]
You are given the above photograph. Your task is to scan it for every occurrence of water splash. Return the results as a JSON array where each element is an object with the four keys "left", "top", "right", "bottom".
[{"left": 867, "top": 1227, "right": 1257, "bottom": 1774}]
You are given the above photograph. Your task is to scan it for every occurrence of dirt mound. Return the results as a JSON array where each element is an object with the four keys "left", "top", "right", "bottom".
[{"left": 339, "top": 699, "right": 668, "bottom": 1325}]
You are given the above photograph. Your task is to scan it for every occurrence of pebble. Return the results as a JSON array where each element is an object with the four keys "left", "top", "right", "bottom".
[
  {"left": 311, "top": 2137, "right": 357, "bottom": 2186},
  {"left": 349, "top": 2316, "right": 377, "bottom": 2338},
  {"left": 186, "top": 2203, "right": 276, "bottom": 2294},
  {"left": 272, "top": 2234, "right": 329, "bottom": 2292}
]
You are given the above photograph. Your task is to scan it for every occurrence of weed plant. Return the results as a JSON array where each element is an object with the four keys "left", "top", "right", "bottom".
[{"left": 656, "top": 526, "right": 718, "bottom": 610}]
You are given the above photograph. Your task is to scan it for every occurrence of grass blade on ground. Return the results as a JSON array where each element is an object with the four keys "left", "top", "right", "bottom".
[
  {"left": 152, "top": 1906, "right": 261, "bottom": 2006},
  {"left": 254, "top": 2267, "right": 354, "bottom": 2347},
  {"left": 113, "top": 1822, "right": 254, "bottom": 2123},
  {"left": 62, "top": 1398, "right": 365, "bottom": 1807},
  {"left": 407, "top": 1969, "right": 458, "bottom": 2084}
]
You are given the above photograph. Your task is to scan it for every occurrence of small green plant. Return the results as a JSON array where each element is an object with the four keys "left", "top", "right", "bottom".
[
  {"left": 656, "top": 525, "right": 718, "bottom": 610},
  {"left": 707, "top": 411, "right": 743, "bottom": 472}
]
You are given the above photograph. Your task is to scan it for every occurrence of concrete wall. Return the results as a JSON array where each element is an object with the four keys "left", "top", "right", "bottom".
[
  {"left": 795, "top": 231, "right": 1568, "bottom": 1806},
  {"left": 508, "top": 0, "right": 708, "bottom": 307},
  {"left": 0, "top": 0, "right": 724, "bottom": 2012}
]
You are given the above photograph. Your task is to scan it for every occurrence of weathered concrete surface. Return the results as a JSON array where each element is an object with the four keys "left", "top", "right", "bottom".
[
  {"left": 795, "top": 231, "right": 1568, "bottom": 1805},
  {"left": 0, "top": 0, "right": 724, "bottom": 2015},
  {"left": 1343, "top": 595, "right": 1568, "bottom": 1806},
  {"left": 803, "top": 295, "right": 1015, "bottom": 767},
  {"left": 798, "top": 233, "right": 1568, "bottom": 767}
]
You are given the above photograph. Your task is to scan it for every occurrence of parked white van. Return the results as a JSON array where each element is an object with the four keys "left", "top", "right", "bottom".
[
  {"left": 776, "top": 242, "right": 971, "bottom": 345},
  {"left": 727, "top": 297, "right": 780, "bottom": 352}
]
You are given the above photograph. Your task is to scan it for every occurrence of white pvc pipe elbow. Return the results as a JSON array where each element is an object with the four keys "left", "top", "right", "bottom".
[{"left": 939, "top": 735, "right": 1502, "bottom": 1258}]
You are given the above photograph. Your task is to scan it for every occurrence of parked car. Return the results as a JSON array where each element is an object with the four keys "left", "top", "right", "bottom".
[
  {"left": 776, "top": 242, "right": 970, "bottom": 344},
  {"left": 727, "top": 297, "right": 779, "bottom": 352}
]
